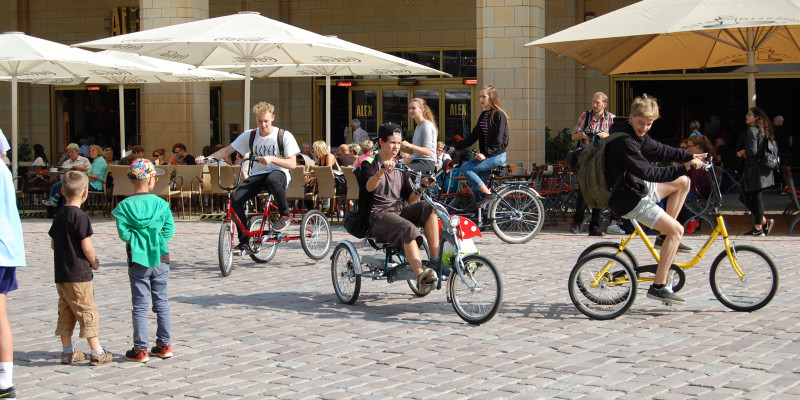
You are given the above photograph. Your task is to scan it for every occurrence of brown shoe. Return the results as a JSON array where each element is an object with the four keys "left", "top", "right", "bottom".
[
  {"left": 61, "top": 350, "right": 86, "bottom": 365},
  {"left": 90, "top": 349, "right": 113, "bottom": 365}
]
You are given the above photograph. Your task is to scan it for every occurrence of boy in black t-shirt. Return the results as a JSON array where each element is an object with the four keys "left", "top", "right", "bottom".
[{"left": 48, "top": 171, "right": 113, "bottom": 365}]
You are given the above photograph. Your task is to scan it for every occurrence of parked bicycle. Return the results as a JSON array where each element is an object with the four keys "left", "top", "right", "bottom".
[
  {"left": 436, "top": 161, "right": 544, "bottom": 244},
  {"left": 206, "top": 158, "right": 332, "bottom": 277},
  {"left": 569, "top": 159, "right": 779, "bottom": 320},
  {"left": 331, "top": 163, "right": 503, "bottom": 324}
]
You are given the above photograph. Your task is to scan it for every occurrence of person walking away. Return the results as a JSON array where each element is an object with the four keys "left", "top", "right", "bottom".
[
  {"left": 452, "top": 84, "right": 510, "bottom": 209},
  {"left": 48, "top": 172, "right": 113, "bottom": 366},
  {"left": 404, "top": 98, "right": 438, "bottom": 175},
  {"left": 112, "top": 158, "right": 175, "bottom": 362},
  {"left": 0, "top": 131, "right": 24, "bottom": 399},
  {"left": 605, "top": 94, "right": 704, "bottom": 305},
  {"left": 737, "top": 107, "right": 776, "bottom": 236},
  {"left": 773, "top": 115, "right": 793, "bottom": 193},
  {"left": 570, "top": 92, "right": 615, "bottom": 236}
]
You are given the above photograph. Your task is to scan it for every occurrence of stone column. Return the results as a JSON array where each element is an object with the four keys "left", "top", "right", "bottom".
[
  {"left": 138, "top": 0, "right": 210, "bottom": 156},
  {"left": 476, "top": 0, "right": 546, "bottom": 170}
]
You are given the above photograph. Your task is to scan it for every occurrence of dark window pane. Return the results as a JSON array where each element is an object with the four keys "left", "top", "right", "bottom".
[
  {"left": 444, "top": 89, "right": 472, "bottom": 143},
  {"left": 443, "top": 50, "right": 476, "bottom": 77}
]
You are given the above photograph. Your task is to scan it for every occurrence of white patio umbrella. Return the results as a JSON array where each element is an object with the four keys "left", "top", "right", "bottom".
[
  {"left": 28, "top": 51, "right": 245, "bottom": 157},
  {"left": 75, "top": 11, "right": 449, "bottom": 144},
  {"left": 0, "top": 31, "right": 161, "bottom": 177},
  {"left": 525, "top": 0, "right": 800, "bottom": 107}
]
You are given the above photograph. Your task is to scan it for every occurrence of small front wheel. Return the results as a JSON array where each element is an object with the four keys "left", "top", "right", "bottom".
[
  {"left": 709, "top": 245, "right": 778, "bottom": 312},
  {"left": 490, "top": 187, "right": 544, "bottom": 244},
  {"left": 569, "top": 252, "right": 637, "bottom": 320},
  {"left": 218, "top": 220, "right": 235, "bottom": 277},
  {"left": 448, "top": 254, "right": 502, "bottom": 324},
  {"left": 577, "top": 241, "right": 640, "bottom": 270},
  {"left": 331, "top": 244, "right": 361, "bottom": 304},
  {"left": 301, "top": 210, "right": 332, "bottom": 260},
  {"left": 248, "top": 217, "right": 277, "bottom": 264}
]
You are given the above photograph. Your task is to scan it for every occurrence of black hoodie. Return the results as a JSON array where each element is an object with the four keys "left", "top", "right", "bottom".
[{"left": 605, "top": 117, "right": 694, "bottom": 217}]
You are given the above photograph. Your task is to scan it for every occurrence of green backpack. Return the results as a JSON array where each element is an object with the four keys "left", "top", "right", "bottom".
[{"left": 576, "top": 132, "right": 627, "bottom": 209}]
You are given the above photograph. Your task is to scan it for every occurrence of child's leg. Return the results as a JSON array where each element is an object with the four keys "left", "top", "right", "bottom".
[
  {"left": 55, "top": 285, "right": 78, "bottom": 346},
  {"left": 150, "top": 264, "right": 172, "bottom": 347},
  {"left": 128, "top": 265, "right": 152, "bottom": 349},
  {"left": 0, "top": 293, "right": 12, "bottom": 390}
]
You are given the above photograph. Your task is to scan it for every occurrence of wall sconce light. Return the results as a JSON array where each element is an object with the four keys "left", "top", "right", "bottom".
[
  {"left": 398, "top": 79, "right": 417, "bottom": 86},
  {"left": 584, "top": 12, "right": 595, "bottom": 21}
]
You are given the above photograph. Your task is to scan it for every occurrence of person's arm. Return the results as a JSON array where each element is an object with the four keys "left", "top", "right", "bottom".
[
  {"left": 365, "top": 158, "right": 392, "bottom": 192},
  {"left": 572, "top": 112, "right": 590, "bottom": 143},
  {"left": 197, "top": 145, "right": 236, "bottom": 164},
  {"left": 80, "top": 236, "right": 100, "bottom": 270},
  {"left": 453, "top": 115, "right": 483, "bottom": 151},
  {"left": 161, "top": 203, "right": 175, "bottom": 243},
  {"left": 744, "top": 127, "right": 759, "bottom": 158}
]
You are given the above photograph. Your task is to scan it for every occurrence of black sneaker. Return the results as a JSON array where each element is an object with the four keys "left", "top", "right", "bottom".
[
  {"left": 0, "top": 386, "right": 16, "bottom": 399},
  {"left": 233, "top": 242, "right": 251, "bottom": 255},
  {"left": 646, "top": 284, "right": 685, "bottom": 305},
  {"left": 764, "top": 219, "right": 775, "bottom": 236},
  {"left": 653, "top": 235, "right": 693, "bottom": 253},
  {"left": 272, "top": 215, "right": 292, "bottom": 232},
  {"left": 471, "top": 193, "right": 497, "bottom": 209},
  {"left": 588, "top": 226, "right": 605, "bottom": 237},
  {"left": 745, "top": 228, "right": 765, "bottom": 237}
]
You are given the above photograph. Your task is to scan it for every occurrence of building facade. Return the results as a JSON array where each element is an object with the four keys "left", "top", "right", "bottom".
[{"left": 2, "top": 0, "right": 796, "bottom": 167}]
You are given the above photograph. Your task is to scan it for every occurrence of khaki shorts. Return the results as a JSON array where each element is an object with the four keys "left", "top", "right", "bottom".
[
  {"left": 370, "top": 202, "right": 434, "bottom": 250},
  {"left": 55, "top": 281, "right": 99, "bottom": 338},
  {"left": 622, "top": 181, "right": 665, "bottom": 229}
]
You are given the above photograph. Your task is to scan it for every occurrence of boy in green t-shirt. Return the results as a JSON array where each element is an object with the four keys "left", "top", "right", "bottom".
[{"left": 112, "top": 158, "right": 174, "bottom": 363}]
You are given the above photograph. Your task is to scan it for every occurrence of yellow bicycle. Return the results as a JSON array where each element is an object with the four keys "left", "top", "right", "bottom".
[{"left": 568, "top": 162, "right": 779, "bottom": 320}]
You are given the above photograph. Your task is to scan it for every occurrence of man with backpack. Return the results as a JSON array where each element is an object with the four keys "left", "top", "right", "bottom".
[
  {"left": 570, "top": 92, "right": 615, "bottom": 236},
  {"left": 197, "top": 102, "right": 300, "bottom": 254},
  {"left": 604, "top": 94, "right": 704, "bottom": 305}
]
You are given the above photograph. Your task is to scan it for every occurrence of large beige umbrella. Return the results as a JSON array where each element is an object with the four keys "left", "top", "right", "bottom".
[
  {"left": 0, "top": 31, "right": 161, "bottom": 177},
  {"left": 29, "top": 51, "right": 245, "bottom": 157},
  {"left": 75, "top": 11, "right": 448, "bottom": 144},
  {"left": 525, "top": 0, "right": 800, "bottom": 107}
]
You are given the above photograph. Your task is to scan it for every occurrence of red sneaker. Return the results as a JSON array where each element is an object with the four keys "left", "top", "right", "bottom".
[
  {"left": 150, "top": 344, "right": 173, "bottom": 359},
  {"left": 125, "top": 347, "right": 150, "bottom": 363}
]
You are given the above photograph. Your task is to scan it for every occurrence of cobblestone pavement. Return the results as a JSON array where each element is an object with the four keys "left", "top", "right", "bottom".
[{"left": 9, "top": 216, "right": 800, "bottom": 399}]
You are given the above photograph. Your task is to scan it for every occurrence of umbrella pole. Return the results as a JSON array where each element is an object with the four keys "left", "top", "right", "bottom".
[
  {"left": 326, "top": 75, "right": 331, "bottom": 147},
  {"left": 119, "top": 84, "right": 126, "bottom": 158},
  {"left": 11, "top": 76, "right": 18, "bottom": 179},
  {"left": 243, "top": 61, "right": 251, "bottom": 132},
  {"left": 747, "top": 27, "right": 757, "bottom": 108}
]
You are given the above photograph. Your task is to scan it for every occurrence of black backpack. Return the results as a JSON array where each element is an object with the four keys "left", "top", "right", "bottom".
[
  {"left": 760, "top": 139, "right": 779, "bottom": 170},
  {"left": 247, "top": 128, "right": 284, "bottom": 170},
  {"left": 342, "top": 158, "right": 375, "bottom": 238}
]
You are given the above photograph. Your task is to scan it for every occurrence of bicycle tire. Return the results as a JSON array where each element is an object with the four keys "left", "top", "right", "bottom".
[
  {"left": 448, "top": 254, "right": 502, "bottom": 325},
  {"left": 489, "top": 187, "right": 544, "bottom": 244},
  {"left": 709, "top": 245, "right": 778, "bottom": 312},
  {"left": 248, "top": 217, "right": 277, "bottom": 264},
  {"left": 300, "top": 210, "right": 332, "bottom": 260},
  {"left": 218, "top": 220, "right": 235, "bottom": 277},
  {"left": 569, "top": 252, "right": 637, "bottom": 320},
  {"left": 331, "top": 243, "right": 360, "bottom": 304}
]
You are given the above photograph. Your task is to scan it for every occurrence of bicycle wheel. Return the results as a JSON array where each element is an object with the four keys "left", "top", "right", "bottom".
[
  {"left": 709, "top": 245, "right": 778, "bottom": 312},
  {"left": 406, "top": 240, "right": 431, "bottom": 297},
  {"left": 300, "top": 210, "right": 332, "bottom": 260},
  {"left": 569, "top": 252, "right": 637, "bottom": 320},
  {"left": 218, "top": 220, "right": 235, "bottom": 277},
  {"left": 248, "top": 217, "right": 277, "bottom": 264},
  {"left": 331, "top": 243, "right": 360, "bottom": 304},
  {"left": 490, "top": 187, "right": 544, "bottom": 244},
  {"left": 577, "top": 241, "right": 640, "bottom": 270},
  {"left": 448, "top": 254, "right": 502, "bottom": 324}
]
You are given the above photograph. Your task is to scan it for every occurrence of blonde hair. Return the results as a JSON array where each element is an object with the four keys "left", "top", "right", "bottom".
[
  {"left": 349, "top": 143, "right": 361, "bottom": 156},
  {"left": 410, "top": 98, "right": 438, "bottom": 126},
  {"left": 437, "top": 141, "right": 446, "bottom": 150},
  {"left": 360, "top": 140, "right": 373, "bottom": 154},
  {"left": 593, "top": 91, "right": 609, "bottom": 104},
  {"left": 88, "top": 144, "right": 103, "bottom": 157},
  {"left": 630, "top": 94, "right": 660, "bottom": 121},
  {"left": 312, "top": 140, "right": 331, "bottom": 158},
  {"left": 480, "top": 85, "right": 510, "bottom": 120},
  {"left": 252, "top": 102, "right": 275, "bottom": 116},
  {"left": 61, "top": 171, "right": 88, "bottom": 199}
]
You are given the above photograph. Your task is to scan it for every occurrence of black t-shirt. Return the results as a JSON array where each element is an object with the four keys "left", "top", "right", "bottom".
[{"left": 48, "top": 206, "right": 94, "bottom": 283}]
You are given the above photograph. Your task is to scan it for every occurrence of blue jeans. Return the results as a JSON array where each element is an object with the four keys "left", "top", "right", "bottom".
[
  {"left": 129, "top": 263, "right": 171, "bottom": 349},
  {"left": 459, "top": 152, "right": 507, "bottom": 201}
]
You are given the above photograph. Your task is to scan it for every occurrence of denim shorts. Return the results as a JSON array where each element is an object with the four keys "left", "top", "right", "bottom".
[
  {"left": 622, "top": 181, "right": 664, "bottom": 229},
  {"left": 0, "top": 267, "right": 18, "bottom": 294}
]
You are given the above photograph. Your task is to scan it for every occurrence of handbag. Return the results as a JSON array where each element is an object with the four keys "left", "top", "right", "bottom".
[
  {"left": 333, "top": 169, "right": 347, "bottom": 195},
  {"left": 760, "top": 139, "right": 779, "bottom": 170}
]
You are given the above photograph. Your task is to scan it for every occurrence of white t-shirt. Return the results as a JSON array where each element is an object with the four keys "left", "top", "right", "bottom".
[{"left": 231, "top": 127, "right": 300, "bottom": 186}]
